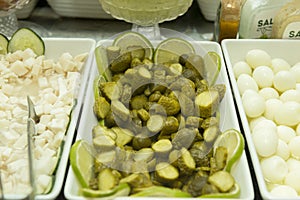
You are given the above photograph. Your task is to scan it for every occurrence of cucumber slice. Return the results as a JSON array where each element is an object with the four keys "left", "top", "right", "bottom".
[
  {"left": 8, "top": 28, "right": 45, "bottom": 55},
  {"left": 0, "top": 33, "right": 8, "bottom": 54}
]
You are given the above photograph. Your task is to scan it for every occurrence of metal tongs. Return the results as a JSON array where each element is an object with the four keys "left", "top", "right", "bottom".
[{"left": 26, "top": 96, "right": 38, "bottom": 200}]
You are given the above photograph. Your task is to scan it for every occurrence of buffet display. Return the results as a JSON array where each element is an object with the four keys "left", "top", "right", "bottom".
[{"left": 0, "top": 0, "right": 300, "bottom": 199}]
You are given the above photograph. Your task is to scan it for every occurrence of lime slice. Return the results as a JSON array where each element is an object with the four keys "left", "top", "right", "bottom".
[
  {"left": 199, "top": 183, "right": 240, "bottom": 198},
  {"left": 203, "top": 51, "right": 221, "bottom": 86},
  {"left": 131, "top": 186, "right": 191, "bottom": 197},
  {"left": 153, "top": 37, "right": 195, "bottom": 64},
  {"left": 70, "top": 140, "right": 94, "bottom": 188},
  {"left": 81, "top": 183, "right": 130, "bottom": 198},
  {"left": 213, "top": 129, "right": 245, "bottom": 172},
  {"left": 8, "top": 27, "right": 45, "bottom": 56},
  {"left": 0, "top": 33, "right": 8, "bottom": 54},
  {"left": 113, "top": 31, "right": 154, "bottom": 59},
  {"left": 94, "top": 45, "right": 112, "bottom": 81}
]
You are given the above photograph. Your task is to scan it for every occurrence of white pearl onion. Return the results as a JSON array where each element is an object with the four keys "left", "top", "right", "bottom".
[
  {"left": 290, "top": 63, "right": 300, "bottom": 83},
  {"left": 270, "top": 185, "right": 298, "bottom": 198},
  {"left": 264, "top": 99, "right": 283, "bottom": 121},
  {"left": 277, "top": 125, "right": 296, "bottom": 143},
  {"left": 288, "top": 136, "right": 300, "bottom": 159},
  {"left": 259, "top": 87, "right": 279, "bottom": 100},
  {"left": 261, "top": 155, "right": 288, "bottom": 183},
  {"left": 233, "top": 61, "right": 252, "bottom": 78},
  {"left": 245, "top": 49, "right": 272, "bottom": 69},
  {"left": 271, "top": 58, "right": 291, "bottom": 74},
  {"left": 274, "top": 101, "right": 300, "bottom": 127},
  {"left": 284, "top": 169, "right": 300, "bottom": 193},
  {"left": 273, "top": 71, "right": 296, "bottom": 93},
  {"left": 253, "top": 66, "right": 274, "bottom": 88},
  {"left": 276, "top": 139, "right": 290, "bottom": 160},
  {"left": 296, "top": 123, "right": 300, "bottom": 136},
  {"left": 280, "top": 89, "right": 300, "bottom": 103},
  {"left": 249, "top": 116, "right": 267, "bottom": 131},
  {"left": 242, "top": 90, "right": 265, "bottom": 118},
  {"left": 252, "top": 119, "right": 277, "bottom": 133},
  {"left": 286, "top": 158, "right": 300, "bottom": 172},
  {"left": 252, "top": 127, "right": 278, "bottom": 157},
  {"left": 237, "top": 74, "right": 259, "bottom": 95}
]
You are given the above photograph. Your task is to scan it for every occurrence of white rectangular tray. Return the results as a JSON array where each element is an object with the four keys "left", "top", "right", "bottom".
[
  {"left": 64, "top": 39, "right": 254, "bottom": 200},
  {"left": 2, "top": 38, "right": 96, "bottom": 200},
  {"left": 221, "top": 39, "right": 300, "bottom": 199}
]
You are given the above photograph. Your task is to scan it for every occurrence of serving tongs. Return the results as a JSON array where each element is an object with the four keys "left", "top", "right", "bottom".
[
  {"left": 0, "top": 97, "right": 36, "bottom": 200},
  {"left": 26, "top": 96, "right": 37, "bottom": 200}
]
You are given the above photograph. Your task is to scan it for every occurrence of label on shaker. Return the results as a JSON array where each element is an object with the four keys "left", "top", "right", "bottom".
[
  {"left": 251, "top": 10, "right": 275, "bottom": 39},
  {"left": 282, "top": 22, "right": 300, "bottom": 39}
]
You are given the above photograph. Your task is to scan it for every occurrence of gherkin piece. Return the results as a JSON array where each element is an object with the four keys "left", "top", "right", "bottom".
[
  {"left": 120, "top": 173, "right": 152, "bottom": 188},
  {"left": 109, "top": 51, "right": 132, "bottom": 73},
  {"left": 160, "top": 116, "right": 179, "bottom": 135},
  {"left": 98, "top": 168, "right": 120, "bottom": 191},
  {"left": 195, "top": 89, "right": 220, "bottom": 118},
  {"left": 130, "top": 94, "right": 148, "bottom": 110},
  {"left": 99, "top": 81, "right": 120, "bottom": 101},
  {"left": 126, "top": 45, "right": 146, "bottom": 60},
  {"left": 132, "top": 133, "right": 152, "bottom": 150},
  {"left": 172, "top": 128, "right": 196, "bottom": 150},
  {"left": 208, "top": 170, "right": 235, "bottom": 193},
  {"left": 203, "top": 126, "right": 220, "bottom": 144},
  {"left": 157, "top": 96, "right": 180, "bottom": 116},
  {"left": 94, "top": 96, "right": 110, "bottom": 119},
  {"left": 210, "top": 84, "right": 226, "bottom": 102},
  {"left": 214, "top": 146, "right": 228, "bottom": 171},
  {"left": 111, "top": 127, "right": 134, "bottom": 147},
  {"left": 177, "top": 148, "right": 196, "bottom": 175},
  {"left": 182, "top": 170, "right": 209, "bottom": 197},
  {"left": 155, "top": 162, "right": 179, "bottom": 184},
  {"left": 106, "top": 45, "right": 121, "bottom": 63}
]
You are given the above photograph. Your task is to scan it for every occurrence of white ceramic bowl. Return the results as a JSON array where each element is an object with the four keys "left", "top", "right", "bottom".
[
  {"left": 16, "top": 0, "right": 39, "bottom": 19},
  {"left": 222, "top": 39, "right": 300, "bottom": 199},
  {"left": 47, "top": 0, "right": 113, "bottom": 19},
  {"left": 2, "top": 38, "right": 95, "bottom": 200},
  {"left": 196, "top": 0, "right": 220, "bottom": 21},
  {"left": 64, "top": 39, "right": 254, "bottom": 200}
]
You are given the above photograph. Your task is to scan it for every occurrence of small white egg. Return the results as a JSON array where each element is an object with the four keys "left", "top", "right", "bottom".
[
  {"left": 290, "top": 64, "right": 300, "bottom": 83},
  {"left": 259, "top": 87, "right": 279, "bottom": 100},
  {"left": 286, "top": 158, "right": 300, "bottom": 172},
  {"left": 271, "top": 58, "right": 291, "bottom": 74},
  {"left": 245, "top": 49, "right": 272, "bottom": 69},
  {"left": 252, "top": 118, "right": 277, "bottom": 133},
  {"left": 261, "top": 155, "right": 288, "bottom": 183},
  {"left": 273, "top": 71, "right": 296, "bottom": 93},
  {"left": 274, "top": 101, "right": 300, "bottom": 127},
  {"left": 252, "top": 127, "right": 278, "bottom": 157},
  {"left": 276, "top": 139, "right": 290, "bottom": 160},
  {"left": 249, "top": 116, "right": 267, "bottom": 131},
  {"left": 277, "top": 125, "right": 296, "bottom": 143},
  {"left": 264, "top": 98, "right": 283, "bottom": 121},
  {"left": 288, "top": 136, "right": 300, "bottom": 159},
  {"left": 252, "top": 66, "right": 274, "bottom": 88},
  {"left": 237, "top": 74, "right": 259, "bottom": 95},
  {"left": 242, "top": 91, "right": 265, "bottom": 118},
  {"left": 270, "top": 185, "right": 298, "bottom": 198},
  {"left": 280, "top": 89, "right": 300, "bottom": 103},
  {"left": 284, "top": 169, "right": 300, "bottom": 193},
  {"left": 233, "top": 61, "right": 252, "bottom": 78}
]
